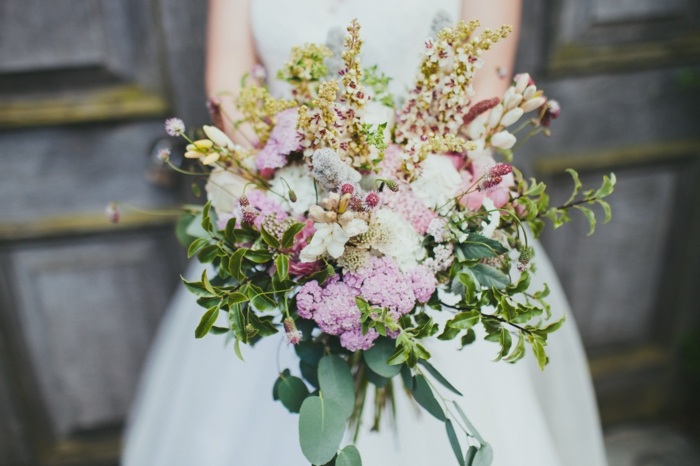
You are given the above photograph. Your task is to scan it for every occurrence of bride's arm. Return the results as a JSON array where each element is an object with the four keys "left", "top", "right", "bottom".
[
  {"left": 206, "top": 0, "right": 258, "bottom": 145},
  {"left": 460, "top": 0, "right": 522, "bottom": 102}
]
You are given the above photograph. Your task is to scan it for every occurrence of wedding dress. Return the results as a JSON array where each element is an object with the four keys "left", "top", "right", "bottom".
[{"left": 122, "top": 1, "right": 608, "bottom": 464}]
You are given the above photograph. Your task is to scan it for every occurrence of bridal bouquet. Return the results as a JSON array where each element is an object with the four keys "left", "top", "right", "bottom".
[{"left": 160, "top": 19, "right": 614, "bottom": 466}]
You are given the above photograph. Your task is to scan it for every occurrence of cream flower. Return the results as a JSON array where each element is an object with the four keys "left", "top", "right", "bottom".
[
  {"left": 203, "top": 125, "right": 235, "bottom": 149},
  {"left": 205, "top": 168, "right": 247, "bottom": 215},
  {"left": 299, "top": 218, "right": 368, "bottom": 262}
]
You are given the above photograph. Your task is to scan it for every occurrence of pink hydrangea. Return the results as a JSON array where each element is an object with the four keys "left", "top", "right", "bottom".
[
  {"left": 254, "top": 108, "right": 300, "bottom": 173},
  {"left": 294, "top": 255, "right": 435, "bottom": 351},
  {"left": 409, "top": 266, "right": 437, "bottom": 303}
]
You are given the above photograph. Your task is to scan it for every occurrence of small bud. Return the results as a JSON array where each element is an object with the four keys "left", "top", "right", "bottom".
[
  {"left": 490, "top": 131, "right": 516, "bottom": 150},
  {"left": 242, "top": 209, "right": 257, "bottom": 225},
  {"left": 479, "top": 176, "right": 503, "bottom": 191},
  {"left": 364, "top": 191, "right": 380, "bottom": 208},
  {"left": 288, "top": 189, "right": 297, "bottom": 203},
  {"left": 384, "top": 179, "right": 399, "bottom": 192},
  {"left": 463, "top": 97, "right": 501, "bottom": 126},
  {"left": 283, "top": 317, "right": 302, "bottom": 345},
  {"left": 338, "top": 193, "right": 352, "bottom": 214},
  {"left": 340, "top": 183, "right": 354, "bottom": 195},
  {"left": 489, "top": 163, "right": 513, "bottom": 177},
  {"left": 239, "top": 195, "right": 249, "bottom": 207},
  {"left": 105, "top": 202, "right": 119, "bottom": 224},
  {"left": 156, "top": 148, "right": 171, "bottom": 163}
]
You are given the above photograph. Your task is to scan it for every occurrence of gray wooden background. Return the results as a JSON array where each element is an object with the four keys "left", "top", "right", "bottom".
[{"left": 0, "top": 0, "right": 698, "bottom": 464}]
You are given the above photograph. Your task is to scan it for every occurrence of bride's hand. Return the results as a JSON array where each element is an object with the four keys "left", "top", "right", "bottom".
[
  {"left": 206, "top": 0, "right": 258, "bottom": 148},
  {"left": 461, "top": 0, "right": 522, "bottom": 103}
]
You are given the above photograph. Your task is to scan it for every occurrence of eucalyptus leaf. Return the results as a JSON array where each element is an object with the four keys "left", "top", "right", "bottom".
[
  {"left": 418, "top": 360, "right": 463, "bottom": 396},
  {"left": 473, "top": 442, "right": 494, "bottom": 466},
  {"left": 453, "top": 402, "right": 484, "bottom": 443},
  {"left": 299, "top": 396, "right": 346, "bottom": 465},
  {"left": 318, "top": 355, "right": 355, "bottom": 419},
  {"left": 465, "top": 446, "right": 478, "bottom": 465},
  {"left": 272, "top": 368, "right": 291, "bottom": 400},
  {"left": 277, "top": 374, "right": 310, "bottom": 413},
  {"left": 411, "top": 374, "right": 445, "bottom": 421},
  {"left": 363, "top": 337, "right": 402, "bottom": 378},
  {"left": 336, "top": 444, "right": 362, "bottom": 466},
  {"left": 446, "top": 419, "right": 466, "bottom": 466}
]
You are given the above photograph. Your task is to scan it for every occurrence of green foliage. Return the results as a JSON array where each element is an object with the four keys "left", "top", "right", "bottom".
[
  {"left": 299, "top": 396, "right": 346, "bottom": 465},
  {"left": 362, "top": 65, "right": 394, "bottom": 107},
  {"left": 411, "top": 374, "right": 445, "bottom": 421},
  {"left": 318, "top": 355, "right": 355, "bottom": 419},
  {"left": 363, "top": 337, "right": 402, "bottom": 378},
  {"left": 336, "top": 445, "right": 362, "bottom": 466}
]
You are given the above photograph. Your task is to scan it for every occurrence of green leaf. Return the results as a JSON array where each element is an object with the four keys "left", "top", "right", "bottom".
[
  {"left": 195, "top": 306, "right": 220, "bottom": 338},
  {"left": 438, "top": 326, "right": 461, "bottom": 341},
  {"left": 245, "top": 249, "right": 273, "bottom": 263},
  {"left": 465, "top": 446, "right": 478, "bottom": 465},
  {"left": 233, "top": 338, "right": 244, "bottom": 361},
  {"left": 272, "top": 368, "right": 291, "bottom": 400},
  {"left": 228, "top": 248, "right": 248, "bottom": 281},
  {"left": 598, "top": 199, "right": 612, "bottom": 224},
  {"left": 318, "top": 355, "right": 355, "bottom": 419},
  {"left": 446, "top": 419, "right": 466, "bottom": 466},
  {"left": 228, "top": 303, "right": 247, "bottom": 342},
  {"left": 295, "top": 341, "right": 325, "bottom": 365},
  {"left": 275, "top": 254, "right": 289, "bottom": 280},
  {"left": 181, "top": 277, "right": 214, "bottom": 297},
  {"left": 200, "top": 269, "right": 217, "bottom": 295},
  {"left": 564, "top": 169, "right": 582, "bottom": 205},
  {"left": 260, "top": 224, "right": 281, "bottom": 248},
  {"left": 457, "top": 234, "right": 508, "bottom": 260},
  {"left": 473, "top": 442, "right": 494, "bottom": 466},
  {"left": 187, "top": 237, "right": 210, "bottom": 259},
  {"left": 277, "top": 374, "right": 310, "bottom": 413},
  {"left": 541, "top": 315, "right": 566, "bottom": 334},
  {"left": 363, "top": 337, "right": 402, "bottom": 378},
  {"left": 247, "top": 312, "right": 278, "bottom": 337},
  {"left": 593, "top": 173, "right": 616, "bottom": 199},
  {"left": 574, "top": 205, "right": 596, "bottom": 236},
  {"left": 531, "top": 337, "right": 548, "bottom": 370},
  {"left": 447, "top": 310, "right": 481, "bottom": 331},
  {"left": 281, "top": 222, "right": 306, "bottom": 249},
  {"left": 197, "top": 244, "right": 221, "bottom": 263},
  {"left": 400, "top": 364, "right": 414, "bottom": 391},
  {"left": 460, "top": 328, "right": 477, "bottom": 347},
  {"left": 227, "top": 292, "right": 249, "bottom": 306},
  {"left": 471, "top": 264, "right": 510, "bottom": 289},
  {"left": 248, "top": 285, "right": 277, "bottom": 312},
  {"left": 201, "top": 201, "right": 214, "bottom": 233},
  {"left": 386, "top": 346, "right": 409, "bottom": 366},
  {"left": 497, "top": 327, "right": 513, "bottom": 361},
  {"left": 208, "top": 325, "right": 229, "bottom": 335},
  {"left": 411, "top": 374, "right": 445, "bottom": 421},
  {"left": 418, "top": 360, "right": 463, "bottom": 396},
  {"left": 336, "top": 445, "right": 362, "bottom": 466},
  {"left": 298, "top": 396, "right": 346, "bottom": 465}
]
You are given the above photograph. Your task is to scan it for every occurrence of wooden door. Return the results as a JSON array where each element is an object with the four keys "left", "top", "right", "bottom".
[
  {"left": 0, "top": 1, "right": 207, "bottom": 464},
  {"left": 518, "top": 0, "right": 700, "bottom": 425}
]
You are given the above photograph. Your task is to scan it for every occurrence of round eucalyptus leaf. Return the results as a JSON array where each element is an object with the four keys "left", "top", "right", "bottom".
[
  {"left": 277, "top": 374, "right": 309, "bottom": 413},
  {"left": 363, "top": 337, "right": 402, "bottom": 378},
  {"left": 336, "top": 444, "right": 362, "bottom": 466},
  {"left": 318, "top": 355, "right": 355, "bottom": 419},
  {"left": 472, "top": 442, "right": 494, "bottom": 466},
  {"left": 298, "top": 396, "right": 346, "bottom": 465}
]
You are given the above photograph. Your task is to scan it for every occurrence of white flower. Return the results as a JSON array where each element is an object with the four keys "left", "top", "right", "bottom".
[
  {"left": 490, "top": 131, "right": 516, "bottom": 149},
  {"left": 270, "top": 164, "right": 318, "bottom": 216},
  {"left": 410, "top": 154, "right": 462, "bottom": 208},
  {"left": 521, "top": 96, "right": 546, "bottom": 113},
  {"left": 203, "top": 125, "right": 234, "bottom": 149},
  {"left": 372, "top": 208, "right": 423, "bottom": 270},
  {"left": 205, "top": 168, "right": 247, "bottom": 215},
  {"left": 299, "top": 219, "right": 368, "bottom": 262},
  {"left": 500, "top": 108, "right": 524, "bottom": 127}
]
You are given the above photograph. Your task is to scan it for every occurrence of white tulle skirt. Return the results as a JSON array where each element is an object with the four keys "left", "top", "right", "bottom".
[{"left": 122, "top": 241, "right": 608, "bottom": 466}]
